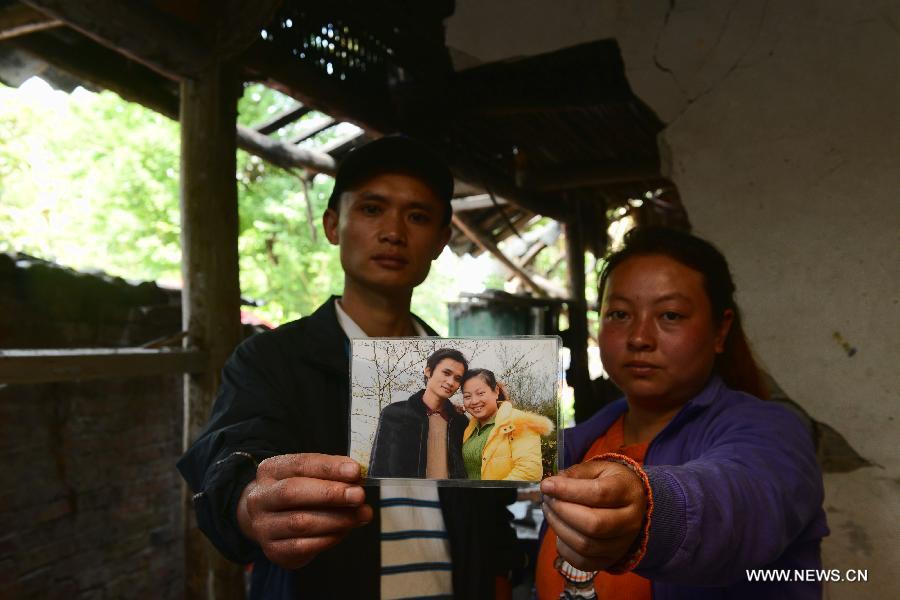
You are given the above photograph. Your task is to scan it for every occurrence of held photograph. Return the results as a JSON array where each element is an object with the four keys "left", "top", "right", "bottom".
[{"left": 349, "top": 337, "right": 561, "bottom": 486}]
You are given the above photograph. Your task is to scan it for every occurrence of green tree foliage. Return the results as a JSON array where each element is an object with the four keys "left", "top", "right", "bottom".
[{"left": 0, "top": 80, "right": 456, "bottom": 329}]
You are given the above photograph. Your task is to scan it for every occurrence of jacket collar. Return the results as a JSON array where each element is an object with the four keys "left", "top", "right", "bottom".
[
  {"left": 649, "top": 375, "right": 726, "bottom": 442},
  {"left": 409, "top": 388, "right": 455, "bottom": 419},
  {"left": 295, "top": 296, "right": 439, "bottom": 374},
  {"left": 564, "top": 375, "right": 726, "bottom": 467}
]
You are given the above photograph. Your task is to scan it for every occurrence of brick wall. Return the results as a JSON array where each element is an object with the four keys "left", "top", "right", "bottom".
[{"left": 0, "top": 253, "right": 185, "bottom": 598}]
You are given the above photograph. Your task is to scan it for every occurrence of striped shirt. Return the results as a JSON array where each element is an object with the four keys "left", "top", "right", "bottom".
[{"left": 335, "top": 300, "right": 453, "bottom": 600}]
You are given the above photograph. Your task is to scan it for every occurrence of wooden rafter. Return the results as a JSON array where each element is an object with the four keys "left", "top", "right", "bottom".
[
  {"left": 254, "top": 104, "right": 311, "bottom": 135},
  {"left": 516, "top": 159, "right": 660, "bottom": 192},
  {"left": 21, "top": 0, "right": 210, "bottom": 80},
  {"left": 11, "top": 31, "right": 180, "bottom": 117},
  {"left": 451, "top": 194, "right": 509, "bottom": 212},
  {"left": 452, "top": 214, "right": 549, "bottom": 297},
  {"left": 0, "top": 3, "right": 61, "bottom": 42},
  {"left": 12, "top": 32, "right": 337, "bottom": 177},
  {"left": 318, "top": 128, "right": 367, "bottom": 154},
  {"left": 285, "top": 115, "right": 335, "bottom": 144}
]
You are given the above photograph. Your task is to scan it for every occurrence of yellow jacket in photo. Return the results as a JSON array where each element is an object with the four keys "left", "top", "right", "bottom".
[{"left": 463, "top": 402, "right": 554, "bottom": 481}]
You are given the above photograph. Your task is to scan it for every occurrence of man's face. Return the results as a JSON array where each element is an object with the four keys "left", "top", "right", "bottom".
[
  {"left": 323, "top": 172, "right": 451, "bottom": 294},
  {"left": 424, "top": 358, "right": 466, "bottom": 401}
]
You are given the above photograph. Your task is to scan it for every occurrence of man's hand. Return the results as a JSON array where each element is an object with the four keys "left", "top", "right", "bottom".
[
  {"left": 540, "top": 459, "right": 647, "bottom": 572},
  {"left": 237, "top": 453, "right": 373, "bottom": 570}
]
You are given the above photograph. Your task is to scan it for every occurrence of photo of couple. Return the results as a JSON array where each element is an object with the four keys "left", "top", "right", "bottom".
[{"left": 349, "top": 338, "right": 560, "bottom": 485}]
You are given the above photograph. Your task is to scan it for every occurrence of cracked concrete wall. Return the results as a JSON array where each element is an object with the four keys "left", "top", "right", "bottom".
[{"left": 447, "top": 1, "right": 900, "bottom": 597}]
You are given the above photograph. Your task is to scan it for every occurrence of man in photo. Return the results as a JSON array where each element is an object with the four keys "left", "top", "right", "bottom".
[
  {"left": 177, "top": 135, "right": 519, "bottom": 599},
  {"left": 368, "top": 348, "right": 470, "bottom": 478}
]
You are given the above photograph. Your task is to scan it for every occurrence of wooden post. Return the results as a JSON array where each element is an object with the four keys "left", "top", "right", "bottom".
[
  {"left": 180, "top": 61, "right": 245, "bottom": 600},
  {"left": 565, "top": 202, "right": 594, "bottom": 424}
]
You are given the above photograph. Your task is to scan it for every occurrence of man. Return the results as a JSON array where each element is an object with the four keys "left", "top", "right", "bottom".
[
  {"left": 368, "top": 348, "right": 469, "bottom": 479},
  {"left": 177, "top": 136, "right": 519, "bottom": 599}
]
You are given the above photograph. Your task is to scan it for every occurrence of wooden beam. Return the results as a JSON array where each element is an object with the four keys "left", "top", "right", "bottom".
[
  {"left": 254, "top": 104, "right": 311, "bottom": 135},
  {"left": 179, "top": 60, "right": 245, "bottom": 600},
  {"left": 518, "top": 240, "right": 548, "bottom": 269},
  {"left": 11, "top": 32, "right": 180, "bottom": 117},
  {"left": 237, "top": 124, "right": 336, "bottom": 174},
  {"left": 446, "top": 154, "right": 566, "bottom": 220},
  {"left": 14, "top": 32, "right": 336, "bottom": 178},
  {"left": 242, "top": 43, "right": 396, "bottom": 134},
  {"left": 207, "top": 0, "right": 284, "bottom": 61},
  {"left": 0, "top": 348, "right": 206, "bottom": 384},
  {"left": 0, "top": 3, "right": 61, "bottom": 41},
  {"left": 516, "top": 159, "right": 660, "bottom": 192},
  {"left": 565, "top": 207, "right": 594, "bottom": 424},
  {"left": 452, "top": 214, "right": 548, "bottom": 297},
  {"left": 21, "top": 0, "right": 209, "bottom": 80}
]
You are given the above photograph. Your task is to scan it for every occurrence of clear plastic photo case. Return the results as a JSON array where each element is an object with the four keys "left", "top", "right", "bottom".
[{"left": 349, "top": 336, "right": 564, "bottom": 488}]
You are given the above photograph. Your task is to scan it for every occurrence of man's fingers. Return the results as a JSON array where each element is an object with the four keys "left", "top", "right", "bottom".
[
  {"left": 264, "top": 505, "right": 373, "bottom": 540},
  {"left": 253, "top": 476, "right": 366, "bottom": 512},
  {"left": 264, "top": 534, "right": 348, "bottom": 570},
  {"left": 540, "top": 473, "right": 633, "bottom": 508},
  {"left": 543, "top": 495, "right": 641, "bottom": 540},
  {"left": 258, "top": 453, "right": 362, "bottom": 482}
]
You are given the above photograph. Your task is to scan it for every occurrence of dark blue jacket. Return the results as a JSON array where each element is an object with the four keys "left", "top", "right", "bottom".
[
  {"left": 564, "top": 376, "right": 829, "bottom": 599},
  {"left": 177, "top": 299, "right": 519, "bottom": 599},
  {"left": 368, "top": 389, "right": 469, "bottom": 479}
]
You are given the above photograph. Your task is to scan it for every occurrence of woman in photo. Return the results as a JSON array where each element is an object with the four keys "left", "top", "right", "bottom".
[{"left": 461, "top": 368, "right": 554, "bottom": 481}]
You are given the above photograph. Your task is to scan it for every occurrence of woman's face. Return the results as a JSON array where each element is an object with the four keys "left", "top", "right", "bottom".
[
  {"left": 599, "top": 254, "right": 733, "bottom": 411},
  {"left": 463, "top": 376, "right": 501, "bottom": 424}
]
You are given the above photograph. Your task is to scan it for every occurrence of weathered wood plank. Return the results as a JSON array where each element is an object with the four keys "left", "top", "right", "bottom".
[
  {"left": 0, "top": 348, "right": 206, "bottom": 384},
  {"left": 21, "top": 0, "right": 209, "bottom": 80}
]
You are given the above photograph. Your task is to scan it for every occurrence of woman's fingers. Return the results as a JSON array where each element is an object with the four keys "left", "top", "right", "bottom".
[
  {"left": 543, "top": 495, "right": 642, "bottom": 540},
  {"left": 541, "top": 460, "right": 644, "bottom": 508},
  {"left": 544, "top": 503, "right": 636, "bottom": 570}
]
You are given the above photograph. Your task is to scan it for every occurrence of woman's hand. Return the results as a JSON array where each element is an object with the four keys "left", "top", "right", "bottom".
[{"left": 540, "top": 459, "right": 648, "bottom": 571}]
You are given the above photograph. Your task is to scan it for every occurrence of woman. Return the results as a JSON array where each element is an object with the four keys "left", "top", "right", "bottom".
[
  {"left": 461, "top": 369, "right": 554, "bottom": 481},
  {"left": 536, "top": 227, "right": 828, "bottom": 599}
]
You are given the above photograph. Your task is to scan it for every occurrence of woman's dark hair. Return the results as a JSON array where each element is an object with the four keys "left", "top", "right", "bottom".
[
  {"left": 599, "top": 226, "right": 767, "bottom": 399},
  {"left": 423, "top": 348, "right": 468, "bottom": 384},
  {"left": 460, "top": 368, "right": 507, "bottom": 402}
]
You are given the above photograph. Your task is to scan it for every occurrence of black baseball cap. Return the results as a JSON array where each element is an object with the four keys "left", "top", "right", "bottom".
[{"left": 326, "top": 135, "right": 454, "bottom": 225}]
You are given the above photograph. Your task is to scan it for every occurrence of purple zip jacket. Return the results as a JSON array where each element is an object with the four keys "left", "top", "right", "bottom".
[{"left": 564, "top": 376, "right": 829, "bottom": 599}]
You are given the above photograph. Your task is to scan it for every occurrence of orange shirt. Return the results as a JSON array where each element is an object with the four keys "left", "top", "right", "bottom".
[{"left": 535, "top": 414, "right": 652, "bottom": 600}]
